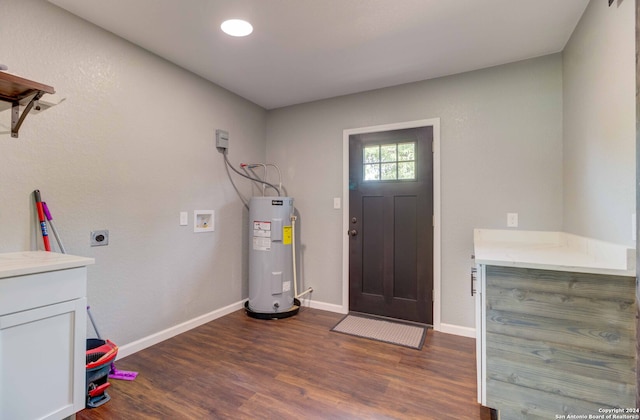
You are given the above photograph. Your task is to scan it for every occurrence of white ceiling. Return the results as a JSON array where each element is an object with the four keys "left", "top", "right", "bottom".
[{"left": 47, "top": 0, "right": 589, "bottom": 110}]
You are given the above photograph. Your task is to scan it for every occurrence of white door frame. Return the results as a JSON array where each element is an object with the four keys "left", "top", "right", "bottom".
[{"left": 342, "top": 118, "right": 441, "bottom": 330}]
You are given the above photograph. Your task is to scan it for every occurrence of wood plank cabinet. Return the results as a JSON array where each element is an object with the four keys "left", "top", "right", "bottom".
[
  {"left": 474, "top": 229, "right": 637, "bottom": 419},
  {"left": 0, "top": 252, "right": 94, "bottom": 419}
]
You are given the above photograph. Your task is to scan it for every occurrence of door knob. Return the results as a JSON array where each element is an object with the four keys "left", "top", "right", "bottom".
[{"left": 348, "top": 229, "right": 358, "bottom": 237}]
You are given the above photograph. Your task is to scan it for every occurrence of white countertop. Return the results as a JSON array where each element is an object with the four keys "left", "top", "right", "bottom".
[
  {"left": 474, "top": 229, "right": 635, "bottom": 276},
  {"left": 0, "top": 251, "right": 95, "bottom": 279}
]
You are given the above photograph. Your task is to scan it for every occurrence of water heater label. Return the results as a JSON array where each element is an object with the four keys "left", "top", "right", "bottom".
[
  {"left": 253, "top": 221, "right": 271, "bottom": 236},
  {"left": 253, "top": 237, "right": 271, "bottom": 251},
  {"left": 253, "top": 221, "right": 271, "bottom": 250},
  {"left": 283, "top": 226, "right": 292, "bottom": 245},
  {"left": 271, "top": 200, "right": 283, "bottom": 206}
]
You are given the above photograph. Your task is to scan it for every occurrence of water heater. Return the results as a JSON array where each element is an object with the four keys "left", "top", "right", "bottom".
[{"left": 247, "top": 196, "right": 298, "bottom": 318}]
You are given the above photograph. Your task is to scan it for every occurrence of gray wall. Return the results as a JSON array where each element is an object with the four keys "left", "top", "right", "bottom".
[
  {"left": 2, "top": 0, "right": 633, "bottom": 344},
  {"left": 266, "top": 0, "right": 636, "bottom": 332},
  {"left": 563, "top": 0, "right": 635, "bottom": 246},
  {"left": 266, "top": 55, "right": 564, "bottom": 329},
  {"left": 0, "top": 0, "right": 266, "bottom": 345}
]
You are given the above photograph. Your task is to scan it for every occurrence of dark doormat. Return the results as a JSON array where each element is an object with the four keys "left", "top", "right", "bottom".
[{"left": 331, "top": 313, "right": 428, "bottom": 350}]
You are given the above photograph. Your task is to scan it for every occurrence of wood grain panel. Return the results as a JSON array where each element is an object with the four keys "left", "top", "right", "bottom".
[
  {"left": 488, "top": 286, "right": 635, "bottom": 329},
  {"left": 484, "top": 266, "right": 636, "bottom": 418},
  {"left": 486, "top": 332, "right": 636, "bottom": 385},
  {"left": 486, "top": 309, "right": 636, "bottom": 356},
  {"left": 487, "top": 379, "right": 615, "bottom": 420},
  {"left": 486, "top": 265, "right": 635, "bottom": 300},
  {"left": 487, "top": 337, "right": 635, "bottom": 406}
]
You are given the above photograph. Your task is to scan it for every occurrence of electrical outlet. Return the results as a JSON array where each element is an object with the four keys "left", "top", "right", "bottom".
[
  {"left": 90, "top": 230, "right": 109, "bottom": 246},
  {"left": 507, "top": 213, "right": 518, "bottom": 228}
]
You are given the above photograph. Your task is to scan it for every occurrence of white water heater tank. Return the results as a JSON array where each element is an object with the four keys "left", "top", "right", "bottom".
[{"left": 248, "top": 196, "right": 295, "bottom": 313}]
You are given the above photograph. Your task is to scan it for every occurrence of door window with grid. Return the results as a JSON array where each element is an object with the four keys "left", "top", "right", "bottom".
[{"left": 363, "top": 142, "right": 416, "bottom": 181}]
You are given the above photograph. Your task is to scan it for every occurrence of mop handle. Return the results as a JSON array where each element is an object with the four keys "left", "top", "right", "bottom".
[
  {"left": 34, "top": 190, "right": 51, "bottom": 251},
  {"left": 42, "top": 202, "right": 66, "bottom": 254},
  {"left": 87, "top": 306, "right": 103, "bottom": 339}
]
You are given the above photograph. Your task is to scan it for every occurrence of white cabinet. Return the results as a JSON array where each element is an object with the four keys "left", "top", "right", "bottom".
[{"left": 0, "top": 252, "right": 94, "bottom": 420}]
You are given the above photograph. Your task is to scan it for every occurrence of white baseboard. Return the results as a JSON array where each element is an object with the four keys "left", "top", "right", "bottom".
[
  {"left": 118, "top": 298, "right": 448, "bottom": 360},
  {"left": 438, "top": 322, "right": 476, "bottom": 338},
  {"left": 301, "top": 298, "right": 347, "bottom": 314},
  {"left": 116, "top": 299, "right": 246, "bottom": 359},
  {"left": 116, "top": 298, "right": 345, "bottom": 359}
]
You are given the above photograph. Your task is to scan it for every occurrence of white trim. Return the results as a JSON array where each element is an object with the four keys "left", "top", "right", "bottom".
[
  {"left": 116, "top": 298, "right": 349, "bottom": 360},
  {"left": 115, "top": 293, "right": 471, "bottom": 362},
  {"left": 302, "top": 299, "right": 348, "bottom": 314},
  {"left": 439, "top": 323, "right": 476, "bottom": 338},
  {"left": 342, "top": 118, "right": 442, "bottom": 331},
  {"left": 116, "top": 299, "right": 246, "bottom": 359}
]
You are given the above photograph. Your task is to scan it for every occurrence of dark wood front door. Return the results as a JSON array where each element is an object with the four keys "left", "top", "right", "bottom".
[{"left": 348, "top": 126, "right": 433, "bottom": 324}]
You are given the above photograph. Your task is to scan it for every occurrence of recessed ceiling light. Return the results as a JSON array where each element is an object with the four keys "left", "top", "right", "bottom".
[{"left": 221, "top": 19, "right": 253, "bottom": 37}]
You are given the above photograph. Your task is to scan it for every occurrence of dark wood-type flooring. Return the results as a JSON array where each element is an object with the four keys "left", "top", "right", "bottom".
[{"left": 77, "top": 307, "right": 491, "bottom": 419}]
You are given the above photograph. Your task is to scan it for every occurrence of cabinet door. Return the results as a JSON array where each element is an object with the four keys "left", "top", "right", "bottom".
[{"left": 0, "top": 297, "right": 87, "bottom": 420}]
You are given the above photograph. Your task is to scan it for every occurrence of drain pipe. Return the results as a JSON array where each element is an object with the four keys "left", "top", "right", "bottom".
[{"left": 291, "top": 214, "right": 313, "bottom": 300}]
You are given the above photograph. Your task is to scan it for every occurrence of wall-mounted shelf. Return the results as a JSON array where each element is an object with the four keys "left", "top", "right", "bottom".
[{"left": 0, "top": 72, "right": 55, "bottom": 138}]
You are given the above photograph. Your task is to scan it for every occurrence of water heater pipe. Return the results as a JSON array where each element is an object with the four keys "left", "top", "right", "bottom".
[
  {"left": 291, "top": 215, "right": 298, "bottom": 297},
  {"left": 224, "top": 151, "right": 281, "bottom": 196},
  {"left": 241, "top": 163, "right": 283, "bottom": 195},
  {"left": 291, "top": 214, "right": 313, "bottom": 299},
  {"left": 248, "top": 166, "right": 270, "bottom": 196}
]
